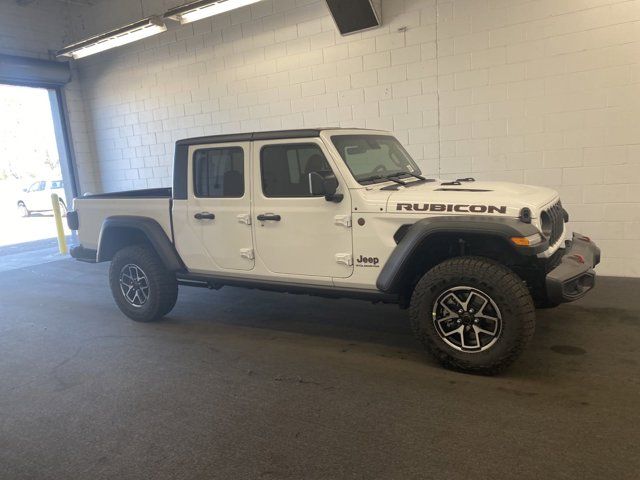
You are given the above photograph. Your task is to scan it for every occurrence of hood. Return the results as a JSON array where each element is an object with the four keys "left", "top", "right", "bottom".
[{"left": 385, "top": 180, "right": 558, "bottom": 218}]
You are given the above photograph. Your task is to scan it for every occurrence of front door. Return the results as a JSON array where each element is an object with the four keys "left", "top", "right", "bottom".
[
  {"left": 188, "top": 142, "right": 254, "bottom": 271},
  {"left": 252, "top": 139, "right": 353, "bottom": 278},
  {"left": 27, "top": 181, "right": 48, "bottom": 210}
]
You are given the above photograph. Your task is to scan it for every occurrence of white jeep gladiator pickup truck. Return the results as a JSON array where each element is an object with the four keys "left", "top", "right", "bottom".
[{"left": 67, "top": 128, "right": 600, "bottom": 374}]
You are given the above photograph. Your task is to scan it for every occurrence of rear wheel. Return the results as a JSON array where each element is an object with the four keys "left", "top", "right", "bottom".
[
  {"left": 109, "top": 245, "right": 178, "bottom": 322},
  {"left": 17, "top": 202, "right": 30, "bottom": 217},
  {"left": 409, "top": 256, "right": 535, "bottom": 375}
]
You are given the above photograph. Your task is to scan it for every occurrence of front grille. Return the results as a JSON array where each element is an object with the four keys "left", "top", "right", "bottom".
[{"left": 544, "top": 201, "right": 565, "bottom": 246}]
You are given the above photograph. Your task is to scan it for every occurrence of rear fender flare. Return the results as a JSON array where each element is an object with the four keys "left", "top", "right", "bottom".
[{"left": 97, "top": 216, "right": 184, "bottom": 271}]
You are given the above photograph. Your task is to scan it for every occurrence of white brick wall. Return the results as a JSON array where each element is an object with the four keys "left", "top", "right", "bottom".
[
  {"left": 69, "top": 0, "right": 442, "bottom": 191},
  {"left": 434, "top": 0, "right": 640, "bottom": 277},
  {"left": 61, "top": 0, "right": 640, "bottom": 276},
  {"left": 64, "top": 68, "right": 101, "bottom": 194}
]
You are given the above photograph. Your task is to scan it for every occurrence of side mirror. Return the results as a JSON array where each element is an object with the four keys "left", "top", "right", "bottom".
[{"left": 309, "top": 171, "right": 342, "bottom": 203}]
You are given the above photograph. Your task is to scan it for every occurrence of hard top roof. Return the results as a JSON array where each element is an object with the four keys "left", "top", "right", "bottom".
[{"left": 175, "top": 127, "right": 382, "bottom": 146}]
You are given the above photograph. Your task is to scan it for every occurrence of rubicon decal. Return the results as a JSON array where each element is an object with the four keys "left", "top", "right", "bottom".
[{"left": 396, "top": 203, "right": 507, "bottom": 214}]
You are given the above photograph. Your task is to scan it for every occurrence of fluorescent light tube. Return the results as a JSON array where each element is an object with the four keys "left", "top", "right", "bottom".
[
  {"left": 57, "top": 17, "right": 167, "bottom": 60},
  {"left": 165, "top": 0, "right": 264, "bottom": 25}
]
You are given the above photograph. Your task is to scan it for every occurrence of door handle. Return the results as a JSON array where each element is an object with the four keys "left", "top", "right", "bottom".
[
  {"left": 194, "top": 212, "right": 215, "bottom": 220},
  {"left": 257, "top": 213, "right": 281, "bottom": 222}
]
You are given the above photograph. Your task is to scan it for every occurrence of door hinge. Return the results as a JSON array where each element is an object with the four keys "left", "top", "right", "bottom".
[
  {"left": 334, "top": 215, "right": 352, "bottom": 228},
  {"left": 237, "top": 213, "right": 251, "bottom": 225},
  {"left": 240, "top": 248, "right": 254, "bottom": 260},
  {"left": 335, "top": 253, "right": 353, "bottom": 266}
]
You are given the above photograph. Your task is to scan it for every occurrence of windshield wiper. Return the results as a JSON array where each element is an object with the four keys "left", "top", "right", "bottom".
[
  {"left": 403, "top": 172, "right": 427, "bottom": 182},
  {"left": 395, "top": 171, "right": 438, "bottom": 183},
  {"left": 383, "top": 174, "right": 409, "bottom": 185},
  {"left": 359, "top": 174, "right": 408, "bottom": 185},
  {"left": 359, "top": 171, "right": 437, "bottom": 186}
]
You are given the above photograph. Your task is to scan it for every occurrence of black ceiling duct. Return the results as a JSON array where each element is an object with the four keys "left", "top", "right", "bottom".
[{"left": 325, "top": 0, "right": 381, "bottom": 36}]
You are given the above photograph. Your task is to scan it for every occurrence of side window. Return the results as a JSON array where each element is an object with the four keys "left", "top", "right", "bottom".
[
  {"left": 261, "top": 144, "right": 332, "bottom": 197},
  {"left": 193, "top": 147, "right": 244, "bottom": 198},
  {"left": 29, "top": 181, "right": 45, "bottom": 192}
]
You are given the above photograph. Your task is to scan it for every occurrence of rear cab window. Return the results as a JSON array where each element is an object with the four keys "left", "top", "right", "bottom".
[{"left": 193, "top": 147, "right": 245, "bottom": 198}]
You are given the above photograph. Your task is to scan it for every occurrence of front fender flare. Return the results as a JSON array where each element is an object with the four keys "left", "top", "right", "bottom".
[{"left": 376, "top": 216, "right": 547, "bottom": 294}]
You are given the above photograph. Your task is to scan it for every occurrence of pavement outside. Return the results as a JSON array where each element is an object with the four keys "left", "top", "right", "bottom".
[
  {"left": 0, "top": 259, "right": 638, "bottom": 479},
  {"left": 0, "top": 206, "right": 72, "bottom": 248}
]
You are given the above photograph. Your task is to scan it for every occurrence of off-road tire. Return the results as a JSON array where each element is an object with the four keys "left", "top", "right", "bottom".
[
  {"left": 109, "top": 244, "right": 178, "bottom": 322},
  {"left": 409, "top": 256, "right": 535, "bottom": 375}
]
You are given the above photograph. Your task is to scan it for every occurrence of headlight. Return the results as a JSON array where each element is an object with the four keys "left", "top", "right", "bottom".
[{"left": 540, "top": 210, "right": 552, "bottom": 238}]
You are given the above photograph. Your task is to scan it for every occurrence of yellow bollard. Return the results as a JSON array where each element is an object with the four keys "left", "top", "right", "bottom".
[{"left": 51, "top": 193, "right": 68, "bottom": 255}]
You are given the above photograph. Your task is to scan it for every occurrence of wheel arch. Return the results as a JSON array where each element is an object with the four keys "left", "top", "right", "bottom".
[
  {"left": 376, "top": 216, "right": 548, "bottom": 296},
  {"left": 97, "top": 216, "right": 184, "bottom": 272}
]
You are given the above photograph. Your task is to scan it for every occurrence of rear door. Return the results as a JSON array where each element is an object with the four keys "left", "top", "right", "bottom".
[
  {"left": 187, "top": 142, "right": 254, "bottom": 271},
  {"left": 252, "top": 139, "right": 353, "bottom": 278}
]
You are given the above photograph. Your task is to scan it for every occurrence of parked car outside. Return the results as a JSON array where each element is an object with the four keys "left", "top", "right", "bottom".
[{"left": 17, "top": 180, "right": 66, "bottom": 217}]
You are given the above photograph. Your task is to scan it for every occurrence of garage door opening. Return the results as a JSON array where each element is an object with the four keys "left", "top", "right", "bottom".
[{"left": 0, "top": 83, "right": 73, "bottom": 271}]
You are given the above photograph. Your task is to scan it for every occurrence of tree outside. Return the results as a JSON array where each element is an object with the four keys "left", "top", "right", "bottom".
[
  {"left": 0, "top": 84, "right": 61, "bottom": 182},
  {"left": 0, "top": 84, "right": 68, "bottom": 247}
]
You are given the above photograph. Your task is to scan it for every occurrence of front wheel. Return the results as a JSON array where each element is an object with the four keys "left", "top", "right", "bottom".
[
  {"left": 409, "top": 256, "right": 535, "bottom": 375},
  {"left": 109, "top": 245, "right": 178, "bottom": 322}
]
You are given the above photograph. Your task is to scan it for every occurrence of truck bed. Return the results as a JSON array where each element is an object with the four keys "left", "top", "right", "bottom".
[
  {"left": 74, "top": 188, "right": 173, "bottom": 252},
  {"left": 81, "top": 187, "right": 172, "bottom": 199}
]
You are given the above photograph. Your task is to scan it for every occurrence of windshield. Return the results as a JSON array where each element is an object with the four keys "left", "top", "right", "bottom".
[{"left": 331, "top": 135, "right": 422, "bottom": 185}]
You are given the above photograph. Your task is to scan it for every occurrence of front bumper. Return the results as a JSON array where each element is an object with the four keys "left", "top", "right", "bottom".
[{"left": 545, "top": 233, "right": 600, "bottom": 304}]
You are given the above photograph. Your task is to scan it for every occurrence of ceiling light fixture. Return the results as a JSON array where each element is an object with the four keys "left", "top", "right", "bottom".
[
  {"left": 56, "top": 16, "right": 167, "bottom": 60},
  {"left": 165, "top": 0, "right": 264, "bottom": 25}
]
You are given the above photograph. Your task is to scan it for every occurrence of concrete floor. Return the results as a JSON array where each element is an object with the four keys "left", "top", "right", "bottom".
[
  {"left": 0, "top": 259, "right": 638, "bottom": 480},
  {"left": 0, "top": 237, "right": 72, "bottom": 273}
]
